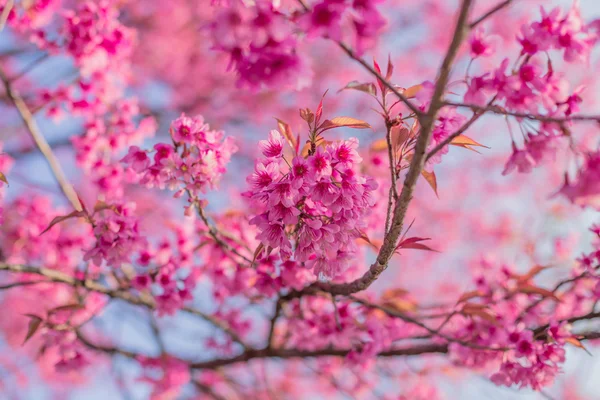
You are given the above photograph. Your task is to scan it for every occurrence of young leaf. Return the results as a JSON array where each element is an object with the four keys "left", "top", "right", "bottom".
[
  {"left": 395, "top": 237, "right": 438, "bottom": 252},
  {"left": 402, "top": 84, "right": 423, "bottom": 99},
  {"left": 373, "top": 58, "right": 384, "bottom": 93},
  {"left": 450, "top": 135, "right": 490, "bottom": 151},
  {"left": 315, "top": 90, "right": 328, "bottom": 126},
  {"left": 381, "top": 288, "right": 417, "bottom": 313},
  {"left": 386, "top": 54, "right": 394, "bottom": 81},
  {"left": 565, "top": 337, "right": 592, "bottom": 356},
  {"left": 299, "top": 108, "right": 314, "bottom": 124},
  {"left": 461, "top": 304, "right": 499, "bottom": 325},
  {"left": 275, "top": 118, "right": 298, "bottom": 152},
  {"left": 517, "top": 283, "right": 560, "bottom": 302},
  {"left": 338, "top": 81, "right": 377, "bottom": 96},
  {"left": 22, "top": 314, "right": 43, "bottom": 345},
  {"left": 514, "top": 265, "right": 551, "bottom": 283},
  {"left": 319, "top": 117, "right": 371, "bottom": 133},
  {"left": 48, "top": 303, "right": 84, "bottom": 314},
  {"left": 41, "top": 210, "right": 87, "bottom": 235},
  {"left": 251, "top": 242, "right": 265, "bottom": 267},
  {"left": 421, "top": 170, "right": 439, "bottom": 198},
  {"left": 370, "top": 139, "right": 388, "bottom": 152},
  {"left": 357, "top": 230, "right": 379, "bottom": 251},
  {"left": 391, "top": 125, "right": 410, "bottom": 153},
  {"left": 456, "top": 290, "right": 484, "bottom": 304},
  {"left": 0, "top": 171, "right": 8, "bottom": 186}
]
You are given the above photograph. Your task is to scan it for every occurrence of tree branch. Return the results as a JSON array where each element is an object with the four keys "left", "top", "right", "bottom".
[
  {"left": 469, "top": 0, "right": 513, "bottom": 29},
  {"left": 0, "top": 67, "right": 82, "bottom": 211},
  {"left": 445, "top": 101, "right": 600, "bottom": 124},
  {"left": 0, "top": 263, "right": 250, "bottom": 349},
  {"left": 313, "top": 0, "right": 474, "bottom": 296}
]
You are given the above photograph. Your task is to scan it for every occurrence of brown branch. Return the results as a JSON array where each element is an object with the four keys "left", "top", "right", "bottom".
[
  {"left": 267, "top": 298, "right": 282, "bottom": 349},
  {"left": 0, "top": 263, "right": 250, "bottom": 349},
  {"left": 189, "top": 344, "right": 449, "bottom": 369},
  {"left": 312, "top": 0, "right": 474, "bottom": 296},
  {"left": 469, "top": 0, "right": 514, "bottom": 28},
  {"left": 445, "top": 101, "right": 600, "bottom": 124},
  {"left": 0, "top": 280, "right": 49, "bottom": 290},
  {"left": 187, "top": 191, "right": 252, "bottom": 265},
  {"left": 0, "top": 67, "right": 82, "bottom": 211}
]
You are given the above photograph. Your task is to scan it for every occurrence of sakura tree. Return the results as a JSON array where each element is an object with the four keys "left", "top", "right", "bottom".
[{"left": 1, "top": 0, "right": 600, "bottom": 398}]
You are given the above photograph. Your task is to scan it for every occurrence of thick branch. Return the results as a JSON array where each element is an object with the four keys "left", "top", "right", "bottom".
[
  {"left": 189, "top": 344, "right": 448, "bottom": 369},
  {"left": 314, "top": 0, "right": 474, "bottom": 296}
]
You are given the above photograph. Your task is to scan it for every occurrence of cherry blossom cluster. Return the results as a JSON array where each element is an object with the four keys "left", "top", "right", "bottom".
[
  {"left": 247, "top": 130, "right": 377, "bottom": 279},
  {"left": 0, "top": 195, "right": 92, "bottom": 272},
  {"left": 519, "top": 3, "right": 597, "bottom": 63},
  {"left": 447, "top": 258, "right": 588, "bottom": 391},
  {"left": 455, "top": 3, "right": 598, "bottom": 179},
  {"left": 130, "top": 223, "right": 198, "bottom": 316},
  {"left": 210, "top": 1, "right": 306, "bottom": 90},
  {"left": 209, "top": 0, "right": 385, "bottom": 89},
  {"left": 83, "top": 202, "right": 146, "bottom": 268},
  {"left": 297, "top": 0, "right": 386, "bottom": 55},
  {"left": 559, "top": 150, "right": 600, "bottom": 209},
  {"left": 122, "top": 113, "right": 237, "bottom": 205},
  {"left": 62, "top": 0, "right": 135, "bottom": 76}
]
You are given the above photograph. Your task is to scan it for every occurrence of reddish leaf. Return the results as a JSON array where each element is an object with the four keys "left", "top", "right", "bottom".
[
  {"left": 357, "top": 230, "right": 379, "bottom": 251},
  {"left": 450, "top": 135, "right": 489, "bottom": 148},
  {"left": 517, "top": 283, "right": 560, "bottom": 302},
  {"left": 381, "top": 288, "right": 417, "bottom": 313},
  {"left": 370, "top": 138, "right": 388, "bottom": 152},
  {"left": 395, "top": 237, "right": 438, "bottom": 252},
  {"left": 299, "top": 108, "right": 314, "bottom": 124},
  {"left": 315, "top": 90, "right": 328, "bottom": 126},
  {"left": 461, "top": 303, "right": 498, "bottom": 325},
  {"left": 450, "top": 135, "right": 490, "bottom": 154},
  {"left": 0, "top": 171, "right": 8, "bottom": 186},
  {"left": 22, "top": 314, "right": 43, "bottom": 345},
  {"left": 319, "top": 117, "right": 371, "bottom": 133},
  {"left": 339, "top": 81, "right": 377, "bottom": 96},
  {"left": 373, "top": 58, "right": 384, "bottom": 93},
  {"left": 386, "top": 54, "right": 394, "bottom": 81},
  {"left": 381, "top": 288, "right": 410, "bottom": 300},
  {"left": 402, "top": 84, "right": 423, "bottom": 99},
  {"left": 421, "top": 170, "right": 439, "bottom": 198},
  {"left": 565, "top": 337, "right": 592, "bottom": 355},
  {"left": 383, "top": 298, "right": 418, "bottom": 313},
  {"left": 391, "top": 125, "right": 410, "bottom": 153},
  {"left": 48, "top": 303, "right": 84, "bottom": 314},
  {"left": 456, "top": 290, "right": 484, "bottom": 304},
  {"left": 41, "top": 210, "right": 86, "bottom": 235},
  {"left": 251, "top": 243, "right": 265, "bottom": 267},
  {"left": 275, "top": 118, "right": 298, "bottom": 153},
  {"left": 514, "top": 265, "right": 551, "bottom": 283}
]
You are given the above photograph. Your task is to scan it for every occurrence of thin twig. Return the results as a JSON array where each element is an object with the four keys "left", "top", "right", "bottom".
[
  {"left": 0, "top": 67, "right": 82, "bottom": 211},
  {"left": 469, "top": 0, "right": 514, "bottom": 29},
  {"left": 0, "top": 263, "right": 250, "bottom": 349}
]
